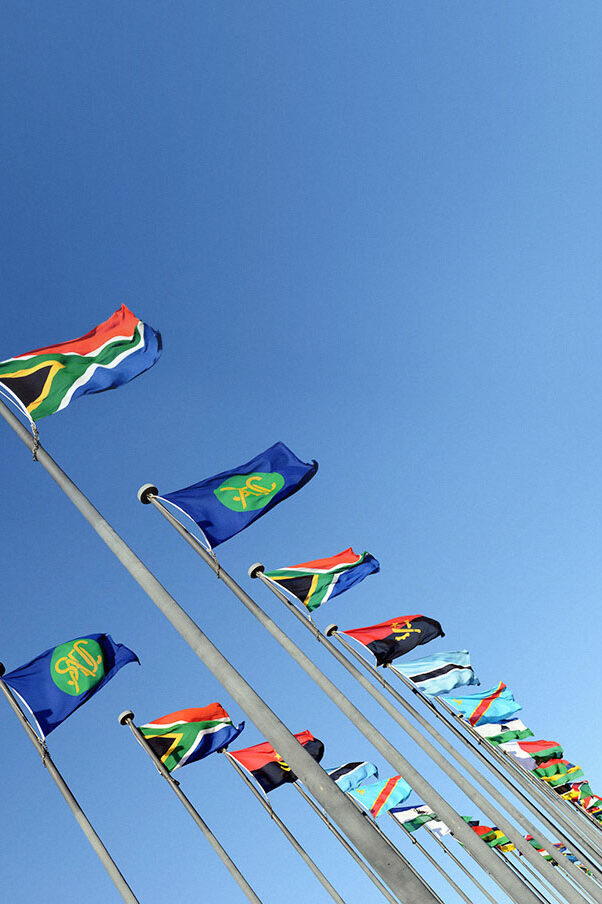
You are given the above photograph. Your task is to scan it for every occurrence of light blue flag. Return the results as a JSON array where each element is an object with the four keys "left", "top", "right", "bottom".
[
  {"left": 349, "top": 775, "right": 412, "bottom": 816},
  {"left": 390, "top": 650, "right": 479, "bottom": 696},
  {"left": 446, "top": 682, "right": 521, "bottom": 726},
  {"left": 326, "top": 761, "right": 378, "bottom": 793}
]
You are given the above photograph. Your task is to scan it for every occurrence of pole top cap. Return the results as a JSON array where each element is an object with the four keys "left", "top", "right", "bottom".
[
  {"left": 324, "top": 624, "right": 338, "bottom": 637},
  {"left": 248, "top": 562, "right": 265, "bottom": 578},
  {"left": 138, "top": 484, "right": 158, "bottom": 504},
  {"left": 0, "top": 663, "right": 5, "bottom": 678},
  {"left": 118, "top": 710, "right": 135, "bottom": 725}
]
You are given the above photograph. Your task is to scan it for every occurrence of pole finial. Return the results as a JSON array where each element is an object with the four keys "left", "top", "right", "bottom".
[
  {"left": 137, "top": 484, "right": 158, "bottom": 504},
  {"left": 248, "top": 562, "right": 265, "bottom": 578},
  {"left": 324, "top": 624, "right": 338, "bottom": 637},
  {"left": 118, "top": 710, "right": 135, "bottom": 725}
]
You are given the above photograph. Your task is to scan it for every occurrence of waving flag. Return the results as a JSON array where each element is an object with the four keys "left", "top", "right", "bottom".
[
  {"left": 0, "top": 305, "right": 161, "bottom": 422},
  {"left": 473, "top": 825, "right": 515, "bottom": 852},
  {"left": 475, "top": 719, "right": 533, "bottom": 745},
  {"left": 526, "top": 836, "right": 555, "bottom": 861},
  {"left": 533, "top": 759, "right": 585, "bottom": 787},
  {"left": 447, "top": 682, "right": 521, "bottom": 726},
  {"left": 342, "top": 615, "right": 444, "bottom": 666},
  {"left": 501, "top": 739, "right": 563, "bottom": 771},
  {"left": 349, "top": 775, "right": 412, "bottom": 816},
  {"left": 3, "top": 634, "right": 138, "bottom": 737},
  {"left": 229, "top": 730, "right": 324, "bottom": 793},
  {"left": 390, "top": 805, "right": 449, "bottom": 834},
  {"left": 139, "top": 704, "right": 244, "bottom": 771},
  {"left": 391, "top": 650, "right": 479, "bottom": 695},
  {"left": 161, "top": 442, "right": 318, "bottom": 548},
  {"left": 263, "top": 549, "right": 379, "bottom": 612},
  {"left": 326, "top": 761, "right": 378, "bottom": 793}
]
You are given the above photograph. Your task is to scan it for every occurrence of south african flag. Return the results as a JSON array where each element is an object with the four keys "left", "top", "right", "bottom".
[
  {"left": 0, "top": 305, "right": 161, "bottom": 422},
  {"left": 263, "top": 548, "right": 379, "bottom": 612},
  {"left": 139, "top": 704, "right": 244, "bottom": 771}
]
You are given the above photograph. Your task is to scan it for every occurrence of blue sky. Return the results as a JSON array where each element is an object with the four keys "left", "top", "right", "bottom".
[{"left": 1, "top": 3, "right": 601, "bottom": 902}]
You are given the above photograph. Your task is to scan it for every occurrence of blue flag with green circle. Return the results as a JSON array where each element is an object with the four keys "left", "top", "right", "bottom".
[
  {"left": 2, "top": 633, "right": 138, "bottom": 737},
  {"left": 161, "top": 442, "right": 318, "bottom": 548}
]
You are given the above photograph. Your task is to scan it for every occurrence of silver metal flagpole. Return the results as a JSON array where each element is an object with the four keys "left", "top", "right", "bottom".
[
  {"left": 138, "top": 492, "right": 549, "bottom": 904},
  {"left": 502, "top": 851, "right": 553, "bottom": 904},
  {"left": 292, "top": 781, "right": 402, "bottom": 904},
  {"left": 346, "top": 797, "right": 447, "bottom": 904},
  {"left": 389, "top": 816, "right": 475, "bottom": 904},
  {"left": 221, "top": 752, "right": 347, "bottom": 904},
  {"left": 250, "top": 566, "right": 597, "bottom": 904},
  {"left": 0, "top": 669, "right": 140, "bottom": 904},
  {"left": 0, "top": 400, "right": 437, "bottom": 904},
  {"left": 422, "top": 825, "right": 499, "bottom": 904},
  {"left": 118, "top": 710, "right": 264, "bottom": 904}
]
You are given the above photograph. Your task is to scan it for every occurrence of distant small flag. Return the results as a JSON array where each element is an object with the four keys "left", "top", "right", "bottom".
[
  {"left": 474, "top": 719, "right": 533, "bottom": 745},
  {"left": 139, "top": 704, "right": 244, "bottom": 771},
  {"left": 476, "top": 827, "right": 515, "bottom": 852},
  {"left": 447, "top": 682, "right": 521, "bottom": 726},
  {"left": 326, "top": 761, "right": 378, "bottom": 793},
  {"left": 0, "top": 305, "right": 161, "bottom": 422},
  {"left": 466, "top": 819, "right": 515, "bottom": 852},
  {"left": 391, "top": 650, "right": 479, "bottom": 695},
  {"left": 391, "top": 804, "right": 447, "bottom": 835},
  {"left": 3, "top": 633, "right": 138, "bottom": 737},
  {"left": 161, "top": 442, "right": 318, "bottom": 548},
  {"left": 501, "top": 738, "right": 563, "bottom": 771},
  {"left": 349, "top": 775, "right": 412, "bottom": 817},
  {"left": 526, "top": 836, "right": 555, "bottom": 862},
  {"left": 533, "top": 759, "right": 585, "bottom": 788},
  {"left": 342, "top": 615, "right": 444, "bottom": 666},
  {"left": 230, "top": 730, "right": 324, "bottom": 793},
  {"left": 263, "top": 549, "right": 379, "bottom": 613}
]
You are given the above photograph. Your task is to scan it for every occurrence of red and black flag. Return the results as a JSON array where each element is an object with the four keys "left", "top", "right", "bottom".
[
  {"left": 342, "top": 615, "right": 444, "bottom": 666},
  {"left": 229, "top": 729, "right": 324, "bottom": 793}
]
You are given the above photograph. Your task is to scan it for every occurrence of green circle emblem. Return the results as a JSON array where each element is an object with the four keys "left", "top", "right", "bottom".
[
  {"left": 214, "top": 471, "right": 285, "bottom": 512},
  {"left": 50, "top": 638, "right": 106, "bottom": 696}
]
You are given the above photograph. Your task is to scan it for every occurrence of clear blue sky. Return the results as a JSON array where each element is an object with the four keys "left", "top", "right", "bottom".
[{"left": 1, "top": 3, "right": 601, "bottom": 903}]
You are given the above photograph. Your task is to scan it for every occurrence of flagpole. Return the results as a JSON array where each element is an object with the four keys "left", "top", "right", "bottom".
[
  {"left": 250, "top": 566, "right": 598, "bottom": 904},
  {"left": 118, "top": 711, "right": 263, "bottom": 904},
  {"left": 141, "top": 491, "right": 550, "bottom": 904},
  {"left": 0, "top": 401, "right": 439, "bottom": 904},
  {"left": 221, "top": 753, "right": 347, "bottom": 904},
  {"left": 422, "top": 825, "right": 500, "bottom": 904},
  {"left": 502, "top": 852, "right": 554, "bottom": 904},
  {"left": 389, "top": 816, "right": 476, "bottom": 904},
  {"left": 319, "top": 620, "right": 602, "bottom": 901},
  {"left": 292, "top": 781, "right": 402, "bottom": 904},
  {"left": 0, "top": 670, "right": 140, "bottom": 904}
]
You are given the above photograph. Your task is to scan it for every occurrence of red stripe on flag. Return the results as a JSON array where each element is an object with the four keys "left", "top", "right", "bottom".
[
  {"left": 371, "top": 777, "right": 400, "bottom": 816},
  {"left": 287, "top": 548, "right": 361, "bottom": 571},
  {"left": 14, "top": 305, "right": 139, "bottom": 359},
  {"left": 469, "top": 683, "right": 505, "bottom": 726},
  {"left": 147, "top": 703, "right": 230, "bottom": 726}
]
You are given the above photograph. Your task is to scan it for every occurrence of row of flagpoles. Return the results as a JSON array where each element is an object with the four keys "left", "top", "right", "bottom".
[{"left": 0, "top": 307, "right": 601, "bottom": 904}]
